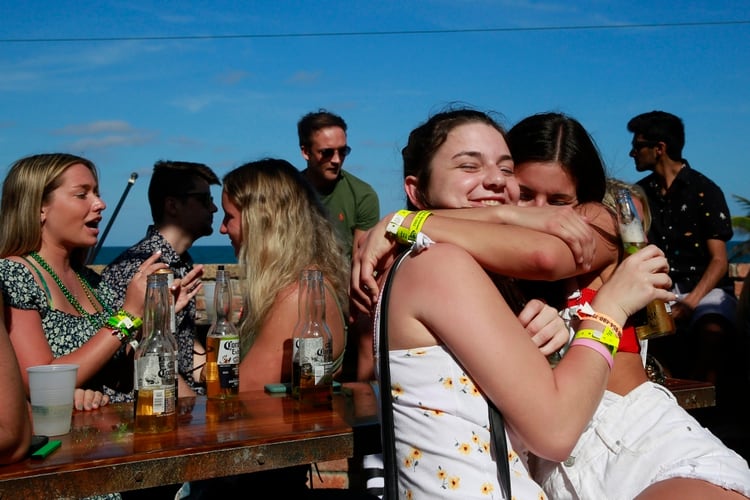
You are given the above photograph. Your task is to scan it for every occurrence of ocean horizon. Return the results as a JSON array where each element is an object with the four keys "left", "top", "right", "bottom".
[{"left": 91, "top": 245, "right": 238, "bottom": 266}]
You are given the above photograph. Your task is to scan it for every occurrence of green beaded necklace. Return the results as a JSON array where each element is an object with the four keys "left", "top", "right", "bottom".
[{"left": 28, "top": 251, "right": 111, "bottom": 328}]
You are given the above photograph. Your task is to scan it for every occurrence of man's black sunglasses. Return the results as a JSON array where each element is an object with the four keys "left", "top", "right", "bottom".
[
  {"left": 631, "top": 140, "right": 659, "bottom": 151},
  {"left": 181, "top": 192, "right": 214, "bottom": 207},
  {"left": 319, "top": 146, "right": 351, "bottom": 159}
]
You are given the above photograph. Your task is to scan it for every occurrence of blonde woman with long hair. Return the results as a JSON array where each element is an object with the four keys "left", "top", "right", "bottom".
[
  {"left": 0, "top": 153, "right": 167, "bottom": 411},
  {"left": 184, "top": 158, "right": 365, "bottom": 498},
  {"left": 218, "top": 158, "right": 349, "bottom": 390}
]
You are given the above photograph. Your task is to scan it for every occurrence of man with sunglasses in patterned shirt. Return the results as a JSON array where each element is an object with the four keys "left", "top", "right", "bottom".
[
  {"left": 102, "top": 160, "right": 220, "bottom": 400},
  {"left": 628, "top": 111, "right": 742, "bottom": 422}
]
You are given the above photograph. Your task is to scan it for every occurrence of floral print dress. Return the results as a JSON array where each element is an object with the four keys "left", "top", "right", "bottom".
[
  {"left": 0, "top": 258, "right": 126, "bottom": 499},
  {"left": 384, "top": 344, "right": 546, "bottom": 500},
  {"left": 0, "top": 259, "right": 132, "bottom": 400}
]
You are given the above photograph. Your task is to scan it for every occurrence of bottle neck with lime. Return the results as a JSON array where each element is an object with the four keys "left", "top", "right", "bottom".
[{"left": 615, "top": 188, "right": 676, "bottom": 340}]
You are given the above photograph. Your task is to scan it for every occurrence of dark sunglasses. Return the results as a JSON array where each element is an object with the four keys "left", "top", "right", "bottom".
[
  {"left": 318, "top": 146, "right": 351, "bottom": 159},
  {"left": 181, "top": 192, "right": 214, "bottom": 207},
  {"left": 631, "top": 140, "right": 659, "bottom": 151}
]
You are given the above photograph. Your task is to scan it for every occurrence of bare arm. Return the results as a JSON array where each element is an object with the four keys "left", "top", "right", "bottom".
[
  {"left": 9, "top": 252, "right": 168, "bottom": 393},
  {"left": 388, "top": 243, "right": 672, "bottom": 460},
  {"left": 353, "top": 204, "right": 603, "bottom": 310},
  {"left": 0, "top": 303, "right": 32, "bottom": 464}
]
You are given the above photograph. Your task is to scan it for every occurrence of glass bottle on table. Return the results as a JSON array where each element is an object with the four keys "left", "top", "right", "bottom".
[
  {"left": 205, "top": 265, "right": 240, "bottom": 399},
  {"left": 134, "top": 272, "right": 178, "bottom": 433},
  {"left": 154, "top": 268, "right": 179, "bottom": 398},
  {"left": 615, "top": 187, "right": 676, "bottom": 340},
  {"left": 291, "top": 269, "right": 333, "bottom": 408}
]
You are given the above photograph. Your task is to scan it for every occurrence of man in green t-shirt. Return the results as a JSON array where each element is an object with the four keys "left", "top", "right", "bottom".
[
  {"left": 298, "top": 109, "right": 380, "bottom": 384},
  {"left": 297, "top": 109, "right": 380, "bottom": 263}
]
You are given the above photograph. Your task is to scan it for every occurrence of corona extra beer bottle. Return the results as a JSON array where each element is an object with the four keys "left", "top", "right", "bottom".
[
  {"left": 205, "top": 265, "right": 240, "bottom": 399},
  {"left": 615, "top": 188, "right": 676, "bottom": 340},
  {"left": 291, "top": 269, "right": 333, "bottom": 407},
  {"left": 134, "top": 272, "right": 178, "bottom": 433}
]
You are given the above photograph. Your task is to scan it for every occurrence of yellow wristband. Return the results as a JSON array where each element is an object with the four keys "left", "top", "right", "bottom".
[
  {"left": 573, "top": 328, "right": 619, "bottom": 356},
  {"left": 396, "top": 210, "right": 432, "bottom": 244},
  {"left": 386, "top": 210, "right": 414, "bottom": 245}
]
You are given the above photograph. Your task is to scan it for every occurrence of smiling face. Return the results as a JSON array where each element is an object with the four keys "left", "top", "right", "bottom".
[
  {"left": 516, "top": 160, "right": 578, "bottom": 208},
  {"left": 40, "top": 163, "right": 106, "bottom": 250},
  {"left": 405, "top": 122, "right": 518, "bottom": 210}
]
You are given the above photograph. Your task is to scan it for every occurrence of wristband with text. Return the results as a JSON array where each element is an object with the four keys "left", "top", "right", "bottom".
[{"left": 573, "top": 328, "right": 619, "bottom": 356}]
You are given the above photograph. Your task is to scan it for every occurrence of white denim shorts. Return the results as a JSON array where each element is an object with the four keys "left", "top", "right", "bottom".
[{"left": 533, "top": 381, "right": 750, "bottom": 500}]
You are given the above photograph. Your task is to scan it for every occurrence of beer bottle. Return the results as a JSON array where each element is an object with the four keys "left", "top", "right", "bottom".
[
  {"left": 205, "top": 265, "right": 240, "bottom": 399},
  {"left": 154, "top": 268, "right": 179, "bottom": 397},
  {"left": 134, "top": 272, "right": 178, "bottom": 433},
  {"left": 291, "top": 269, "right": 333, "bottom": 407},
  {"left": 615, "top": 188, "right": 676, "bottom": 340}
]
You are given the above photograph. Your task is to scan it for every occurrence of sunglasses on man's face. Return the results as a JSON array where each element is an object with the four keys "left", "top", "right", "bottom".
[
  {"left": 318, "top": 146, "right": 351, "bottom": 160},
  {"left": 181, "top": 192, "right": 214, "bottom": 208},
  {"left": 631, "top": 141, "right": 659, "bottom": 151}
]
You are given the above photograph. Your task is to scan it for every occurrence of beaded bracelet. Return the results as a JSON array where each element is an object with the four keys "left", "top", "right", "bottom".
[
  {"left": 569, "top": 338, "right": 614, "bottom": 369},
  {"left": 574, "top": 303, "right": 623, "bottom": 339},
  {"left": 573, "top": 328, "right": 619, "bottom": 356},
  {"left": 107, "top": 310, "right": 143, "bottom": 344}
]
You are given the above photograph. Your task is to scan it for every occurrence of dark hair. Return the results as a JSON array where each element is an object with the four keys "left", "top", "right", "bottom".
[
  {"left": 507, "top": 112, "right": 607, "bottom": 204},
  {"left": 148, "top": 160, "right": 220, "bottom": 224},
  {"left": 402, "top": 108, "right": 507, "bottom": 210},
  {"left": 626, "top": 110, "right": 685, "bottom": 160},
  {"left": 297, "top": 109, "right": 348, "bottom": 148}
]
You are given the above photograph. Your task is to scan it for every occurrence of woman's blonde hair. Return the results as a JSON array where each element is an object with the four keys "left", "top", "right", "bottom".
[
  {"left": 222, "top": 158, "right": 349, "bottom": 354},
  {"left": 0, "top": 153, "right": 98, "bottom": 266}
]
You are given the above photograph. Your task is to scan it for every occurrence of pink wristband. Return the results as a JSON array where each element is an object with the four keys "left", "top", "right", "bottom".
[{"left": 569, "top": 338, "right": 614, "bottom": 370}]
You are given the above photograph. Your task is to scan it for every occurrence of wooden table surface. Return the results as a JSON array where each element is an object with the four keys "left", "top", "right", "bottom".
[{"left": 0, "top": 389, "right": 363, "bottom": 499}]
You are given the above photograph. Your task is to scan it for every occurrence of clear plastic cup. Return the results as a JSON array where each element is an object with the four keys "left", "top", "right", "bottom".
[{"left": 27, "top": 364, "right": 78, "bottom": 436}]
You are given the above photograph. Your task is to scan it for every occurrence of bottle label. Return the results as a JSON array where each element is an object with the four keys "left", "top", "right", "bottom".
[
  {"left": 296, "top": 337, "right": 330, "bottom": 384},
  {"left": 217, "top": 336, "right": 240, "bottom": 390},
  {"left": 217, "top": 337, "right": 241, "bottom": 366},
  {"left": 135, "top": 354, "right": 175, "bottom": 388}
]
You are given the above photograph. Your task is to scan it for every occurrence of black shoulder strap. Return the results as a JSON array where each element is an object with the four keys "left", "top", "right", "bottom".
[
  {"left": 377, "top": 249, "right": 511, "bottom": 499},
  {"left": 377, "top": 250, "right": 409, "bottom": 500},
  {"left": 489, "top": 400, "right": 511, "bottom": 499}
]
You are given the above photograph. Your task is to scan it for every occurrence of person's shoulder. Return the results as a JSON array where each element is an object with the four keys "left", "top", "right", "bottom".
[
  {"left": 341, "top": 170, "right": 376, "bottom": 190},
  {"left": 402, "top": 242, "right": 477, "bottom": 271},
  {"left": 635, "top": 173, "right": 657, "bottom": 188},
  {"left": 0, "top": 258, "right": 27, "bottom": 274},
  {"left": 683, "top": 163, "right": 724, "bottom": 190}
]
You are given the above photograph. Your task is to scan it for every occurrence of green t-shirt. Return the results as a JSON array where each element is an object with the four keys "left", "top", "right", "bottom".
[{"left": 318, "top": 170, "right": 380, "bottom": 262}]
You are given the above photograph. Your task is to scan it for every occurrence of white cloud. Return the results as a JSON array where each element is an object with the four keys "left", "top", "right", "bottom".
[
  {"left": 54, "top": 120, "right": 134, "bottom": 135},
  {"left": 67, "top": 132, "right": 156, "bottom": 151}
]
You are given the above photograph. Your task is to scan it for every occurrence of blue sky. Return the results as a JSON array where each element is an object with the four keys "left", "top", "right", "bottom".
[{"left": 2, "top": 1, "right": 749, "bottom": 247}]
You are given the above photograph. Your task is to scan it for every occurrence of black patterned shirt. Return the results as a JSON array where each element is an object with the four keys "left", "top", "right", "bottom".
[
  {"left": 637, "top": 162, "right": 734, "bottom": 293},
  {"left": 101, "top": 225, "right": 205, "bottom": 395}
]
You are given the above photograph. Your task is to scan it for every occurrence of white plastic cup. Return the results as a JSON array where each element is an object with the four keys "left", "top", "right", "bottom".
[{"left": 27, "top": 364, "right": 78, "bottom": 436}]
